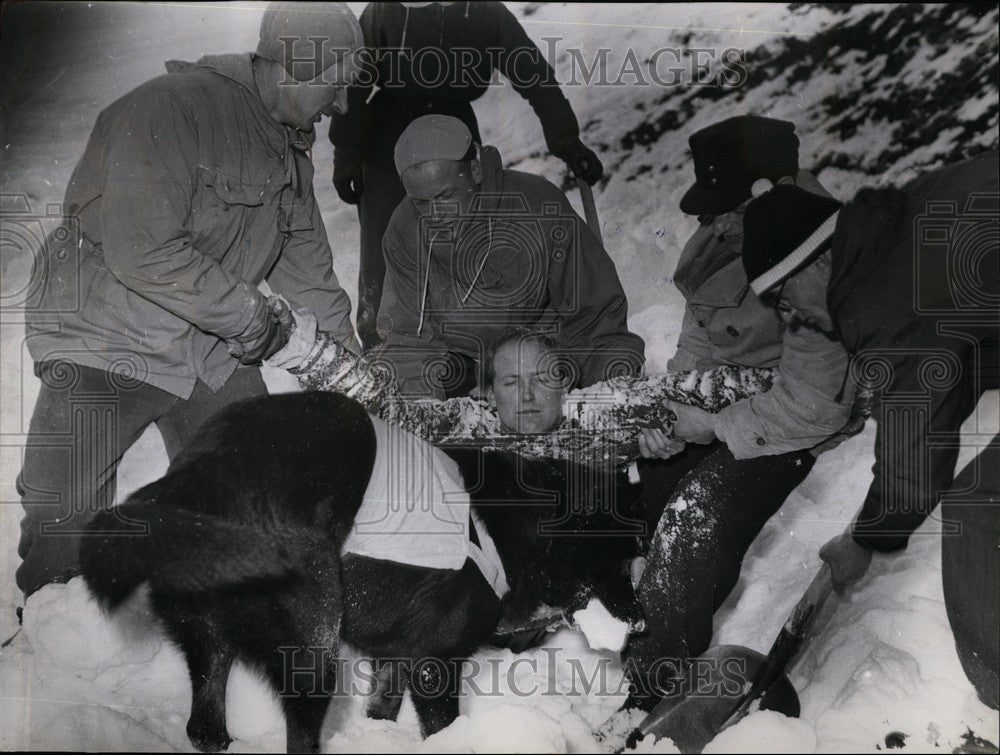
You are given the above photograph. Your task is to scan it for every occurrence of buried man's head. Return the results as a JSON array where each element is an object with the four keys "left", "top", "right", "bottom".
[
  {"left": 253, "top": 1, "right": 364, "bottom": 132},
  {"left": 395, "top": 115, "right": 484, "bottom": 218},
  {"left": 484, "top": 328, "right": 572, "bottom": 435}
]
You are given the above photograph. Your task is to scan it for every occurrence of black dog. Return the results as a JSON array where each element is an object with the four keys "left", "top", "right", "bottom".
[{"left": 80, "top": 392, "right": 643, "bottom": 753}]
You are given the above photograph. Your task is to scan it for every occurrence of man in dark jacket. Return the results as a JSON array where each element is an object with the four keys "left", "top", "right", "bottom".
[
  {"left": 16, "top": 2, "right": 363, "bottom": 597},
  {"left": 740, "top": 149, "right": 999, "bottom": 707},
  {"left": 329, "top": 1, "right": 603, "bottom": 350},
  {"left": 375, "top": 114, "right": 643, "bottom": 399}
]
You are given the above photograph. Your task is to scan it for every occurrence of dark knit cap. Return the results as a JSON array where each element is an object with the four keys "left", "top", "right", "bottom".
[
  {"left": 681, "top": 115, "right": 800, "bottom": 216},
  {"left": 256, "top": 2, "right": 363, "bottom": 82},
  {"left": 742, "top": 184, "right": 842, "bottom": 295}
]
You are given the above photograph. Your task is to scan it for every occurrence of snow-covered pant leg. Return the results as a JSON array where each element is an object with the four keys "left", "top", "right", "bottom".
[
  {"left": 16, "top": 361, "right": 176, "bottom": 597},
  {"left": 358, "top": 161, "right": 407, "bottom": 352},
  {"left": 633, "top": 444, "right": 722, "bottom": 543},
  {"left": 942, "top": 433, "right": 999, "bottom": 710},
  {"left": 622, "top": 443, "right": 815, "bottom": 709},
  {"left": 16, "top": 363, "right": 267, "bottom": 598}
]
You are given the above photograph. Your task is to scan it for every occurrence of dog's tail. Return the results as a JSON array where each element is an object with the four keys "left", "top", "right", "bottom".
[{"left": 81, "top": 491, "right": 330, "bottom": 611}]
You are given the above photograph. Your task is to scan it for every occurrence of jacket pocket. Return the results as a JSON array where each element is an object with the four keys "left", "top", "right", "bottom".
[{"left": 196, "top": 165, "right": 270, "bottom": 208}]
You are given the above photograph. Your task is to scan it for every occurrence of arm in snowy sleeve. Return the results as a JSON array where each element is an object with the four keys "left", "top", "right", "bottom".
[
  {"left": 100, "top": 90, "right": 263, "bottom": 338},
  {"left": 667, "top": 306, "right": 715, "bottom": 373},
  {"left": 713, "top": 317, "right": 855, "bottom": 459},
  {"left": 491, "top": 1, "right": 581, "bottom": 154},
  {"left": 266, "top": 195, "right": 360, "bottom": 354},
  {"left": 376, "top": 223, "right": 449, "bottom": 399},
  {"left": 549, "top": 210, "right": 645, "bottom": 386}
]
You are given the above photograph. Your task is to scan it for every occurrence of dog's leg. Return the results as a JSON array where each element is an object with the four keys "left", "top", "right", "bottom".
[
  {"left": 408, "top": 658, "right": 463, "bottom": 737},
  {"left": 265, "top": 644, "right": 338, "bottom": 755},
  {"left": 176, "top": 623, "right": 235, "bottom": 753},
  {"left": 366, "top": 658, "right": 408, "bottom": 721}
]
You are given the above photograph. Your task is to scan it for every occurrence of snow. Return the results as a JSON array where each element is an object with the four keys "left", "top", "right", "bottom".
[
  {"left": 702, "top": 710, "right": 817, "bottom": 753},
  {"left": 572, "top": 599, "right": 630, "bottom": 653},
  {"left": 2, "top": 2, "right": 999, "bottom": 753}
]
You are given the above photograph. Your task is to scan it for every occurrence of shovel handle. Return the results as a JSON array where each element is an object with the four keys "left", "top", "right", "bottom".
[
  {"left": 719, "top": 563, "right": 835, "bottom": 731},
  {"left": 576, "top": 176, "right": 603, "bottom": 243},
  {"left": 784, "top": 562, "right": 835, "bottom": 639}
]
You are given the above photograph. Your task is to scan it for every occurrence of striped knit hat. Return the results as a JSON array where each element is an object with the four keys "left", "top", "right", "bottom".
[{"left": 742, "top": 181, "right": 842, "bottom": 295}]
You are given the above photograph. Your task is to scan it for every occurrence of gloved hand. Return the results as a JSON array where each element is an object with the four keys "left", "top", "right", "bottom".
[
  {"left": 333, "top": 161, "right": 364, "bottom": 204},
  {"left": 226, "top": 297, "right": 290, "bottom": 365},
  {"left": 819, "top": 531, "right": 874, "bottom": 594},
  {"left": 264, "top": 299, "right": 320, "bottom": 371},
  {"left": 555, "top": 137, "right": 603, "bottom": 186}
]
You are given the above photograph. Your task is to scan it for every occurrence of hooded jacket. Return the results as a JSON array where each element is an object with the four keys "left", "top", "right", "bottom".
[
  {"left": 25, "top": 54, "right": 357, "bottom": 398},
  {"left": 328, "top": 1, "right": 580, "bottom": 169},
  {"left": 826, "top": 149, "right": 999, "bottom": 551},
  {"left": 376, "top": 146, "right": 645, "bottom": 398},
  {"left": 669, "top": 171, "right": 855, "bottom": 459}
]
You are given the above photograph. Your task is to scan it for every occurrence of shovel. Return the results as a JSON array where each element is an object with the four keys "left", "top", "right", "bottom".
[{"left": 624, "top": 562, "right": 836, "bottom": 753}]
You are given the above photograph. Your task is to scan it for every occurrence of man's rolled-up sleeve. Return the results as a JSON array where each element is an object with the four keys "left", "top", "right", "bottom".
[
  {"left": 100, "top": 89, "right": 262, "bottom": 339},
  {"left": 714, "top": 318, "right": 855, "bottom": 459}
]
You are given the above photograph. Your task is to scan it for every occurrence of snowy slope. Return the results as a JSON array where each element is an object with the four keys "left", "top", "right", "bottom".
[{"left": 1, "top": 2, "right": 998, "bottom": 752}]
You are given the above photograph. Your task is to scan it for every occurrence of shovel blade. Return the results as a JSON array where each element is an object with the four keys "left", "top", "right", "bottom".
[{"left": 634, "top": 645, "right": 800, "bottom": 753}]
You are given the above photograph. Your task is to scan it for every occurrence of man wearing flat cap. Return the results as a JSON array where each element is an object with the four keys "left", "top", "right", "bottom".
[
  {"left": 374, "top": 114, "right": 644, "bottom": 399},
  {"left": 329, "top": 1, "right": 604, "bottom": 351},
  {"left": 621, "top": 115, "right": 858, "bottom": 712},
  {"left": 16, "top": 2, "right": 362, "bottom": 597}
]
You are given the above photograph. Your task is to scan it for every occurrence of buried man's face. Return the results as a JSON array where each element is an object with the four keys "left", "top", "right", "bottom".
[{"left": 489, "top": 339, "right": 566, "bottom": 434}]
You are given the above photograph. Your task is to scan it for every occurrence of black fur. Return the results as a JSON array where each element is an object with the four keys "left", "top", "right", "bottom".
[{"left": 80, "top": 392, "right": 642, "bottom": 753}]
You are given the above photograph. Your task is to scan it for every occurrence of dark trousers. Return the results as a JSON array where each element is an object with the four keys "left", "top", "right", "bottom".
[
  {"left": 357, "top": 161, "right": 408, "bottom": 351},
  {"left": 623, "top": 441, "right": 816, "bottom": 708},
  {"left": 942, "top": 433, "right": 999, "bottom": 710},
  {"left": 16, "top": 361, "right": 266, "bottom": 597}
]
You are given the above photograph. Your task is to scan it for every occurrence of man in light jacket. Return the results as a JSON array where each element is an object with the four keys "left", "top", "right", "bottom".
[
  {"left": 623, "top": 116, "right": 856, "bottom": 711},
  {"left": 375, "top": 114, "right": 644, "bottom": 399},
  {"left": 17, "top": 2, "right": 362, "bottom": 597}
]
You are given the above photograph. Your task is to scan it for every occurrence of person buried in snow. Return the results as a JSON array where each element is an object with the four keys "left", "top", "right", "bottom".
[{"left": 372, "top": 114, "right": 646, "bottom": 399}]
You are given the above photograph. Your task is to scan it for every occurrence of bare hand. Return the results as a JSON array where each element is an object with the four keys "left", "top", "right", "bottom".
[
  {"left": 637, "top": 428, "right": 686, "bottom": 459},
  {"left": 665, "top": 401, "right": 718, "bottom": 444}
]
